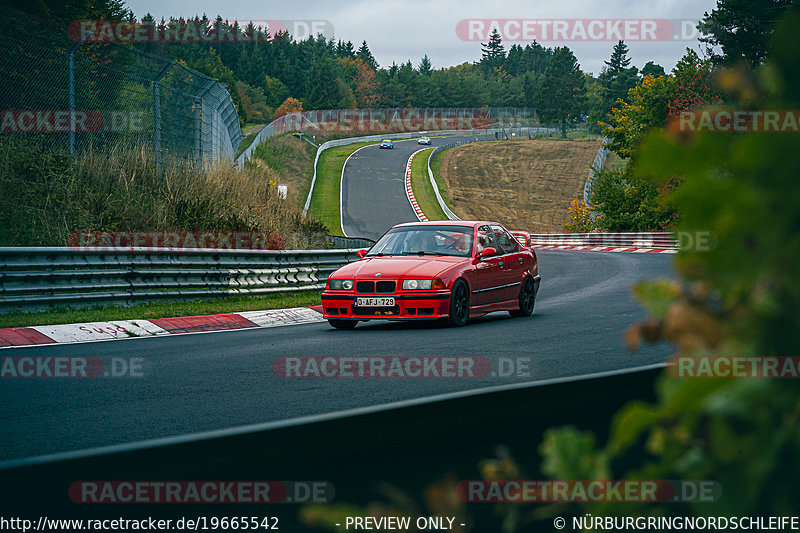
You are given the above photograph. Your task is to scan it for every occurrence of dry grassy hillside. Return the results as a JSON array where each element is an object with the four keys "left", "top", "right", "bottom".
[{"left": 438, "top": 139, "right": 601, "bottom": 232}]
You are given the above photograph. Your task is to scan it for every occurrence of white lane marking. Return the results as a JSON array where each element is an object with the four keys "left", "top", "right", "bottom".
[
  {"left": 238, "top": 307, "right": 325, "bottom": 327},
  {"left": 31, "top": 320, "right": 168, "bottom": 343}
]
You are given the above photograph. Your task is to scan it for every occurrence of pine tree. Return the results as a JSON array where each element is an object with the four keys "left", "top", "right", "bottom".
[
  {"left": 418, "top": 55, "right": 433, "bottom": 76},
  {"left": 534, "top": 47, "right": 586, "bottom": 138},
  {"left": 356, "top": 41, "right": 379, "bottom": 70},
  {"left": 597, "top": 41, "right": 639, "bottom": 120},
  {"left": 604, "top": 41, "right": 632, "bottom": 77},
  {"left": 480, "top": 28, "right": 505, "bottom": 74},
  {"left": 698, "top": 0, "right": 795, "bottom": 66}
]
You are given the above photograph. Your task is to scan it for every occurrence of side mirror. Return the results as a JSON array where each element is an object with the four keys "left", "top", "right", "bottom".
[
  {"left": 476, "top": 247, "right": 497, "bottom": 260},
  {"left": 356, "top": 249, "right": 367, "bottom": 259}
]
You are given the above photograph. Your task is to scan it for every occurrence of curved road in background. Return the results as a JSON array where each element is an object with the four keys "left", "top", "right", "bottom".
[{"left": 341, "top": 134, "right": 490, "bottom": 239}]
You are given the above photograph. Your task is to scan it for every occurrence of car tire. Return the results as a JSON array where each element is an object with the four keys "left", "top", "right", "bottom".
[
  {"left": 509, "top": 277, "right": 535, "bottom": 318},
  {"left": 448, "top": 279, "right": 470, "bottom": 326},
  {"left": 328, "top": 319, "right": 357, "bottom": 330}
]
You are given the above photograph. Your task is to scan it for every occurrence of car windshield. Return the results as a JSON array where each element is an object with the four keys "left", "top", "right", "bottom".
[{"left": 366, "top": 225, "right": 473, "bottom": 257}]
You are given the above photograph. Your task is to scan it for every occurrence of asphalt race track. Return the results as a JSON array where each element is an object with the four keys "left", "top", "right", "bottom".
[
  {"left": 0, "top": 250, "right": 674, "bottom": 462},
  {"left": 340, "top": 134, "right": 489, "bottom": 239}
]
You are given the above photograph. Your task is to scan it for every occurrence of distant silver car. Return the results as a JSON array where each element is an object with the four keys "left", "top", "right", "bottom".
[{"left": 417, "top": 136, "right": 432, "bottom": 145}]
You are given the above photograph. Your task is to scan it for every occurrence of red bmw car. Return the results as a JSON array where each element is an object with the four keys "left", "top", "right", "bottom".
[{"left": 322, "top": 221, "right": 541, "bottom": 329}]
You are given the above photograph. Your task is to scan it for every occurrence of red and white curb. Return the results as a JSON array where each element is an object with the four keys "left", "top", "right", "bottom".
[
  {"left": 534, "top": 245, "right": 676, "bottom": 254},
  {"left": 0, "top": 306, "right": 325, "bottom": 349},
  {"left": 405, "top": 148, "right": 429, "bottom": 222}
]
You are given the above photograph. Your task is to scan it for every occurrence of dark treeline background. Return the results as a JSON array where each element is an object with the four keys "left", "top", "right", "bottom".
[
  {"left": 6, "top": 0, "right": 794, "bottom": 133},
  {"left": 5, "top": 0, "right": 666, "bottom": 128}
]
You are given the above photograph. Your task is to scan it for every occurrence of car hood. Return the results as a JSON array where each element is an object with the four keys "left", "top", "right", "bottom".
[{"left": 333, "top": 255, "right": 465, "bottom": 279}]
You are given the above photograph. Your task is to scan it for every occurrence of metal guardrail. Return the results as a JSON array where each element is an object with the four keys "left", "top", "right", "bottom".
[
  {"left": 236, "top": 107, "right": 544, "bottom": 167},
  {"left": 584, "top": 138, "right": 611, "bottom": 204},
  {"left": 528, "top": 232, "right": 678, "bottom": 249},
  {"left": 0, "top": 233, "right": 676, "bottom": 314},
  {"left": 328, "top": 236, "right": 375, "bottom": 250},
  {"left": 0, "top": 247, "right": 360, "bottom": 314}
]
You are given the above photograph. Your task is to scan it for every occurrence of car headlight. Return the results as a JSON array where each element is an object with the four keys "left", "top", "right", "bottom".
[
  {"left": 402, "top": 279, "right": 445, "bottom": 290},
  {"left": 329, "top": 279, "right": 353, "bottom": 290}
]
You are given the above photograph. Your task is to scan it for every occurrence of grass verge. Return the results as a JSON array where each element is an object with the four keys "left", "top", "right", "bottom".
[
  {"left": 0, "top": 138, "right": 327, "bottom": 248},
  {"left": 247, "top": 134, "right": 316, "bottom": 208},
  {"left": 409, "top": 148, "right": 448, "bottom": 220},
  {"left": 308, "top": 142, "right": 375, "bottom": 236},
  {"left": 0, "top": 291, "right": 323, "bottom": 328},
  {"left": 429, "top": 149, "right": 457, "bottom": 213}
]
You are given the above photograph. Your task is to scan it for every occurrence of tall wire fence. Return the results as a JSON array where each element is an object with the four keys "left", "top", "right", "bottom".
[
  {"left": 0, "top": 6, "right": 241, "bottom": 171},
  {"left": 237, "top": 107, "right": 600, "bottom": 166}
]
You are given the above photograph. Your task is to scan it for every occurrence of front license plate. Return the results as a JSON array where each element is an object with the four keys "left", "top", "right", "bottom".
[{"left": 356, "top": 297, "right": 395, "bottom": 307}]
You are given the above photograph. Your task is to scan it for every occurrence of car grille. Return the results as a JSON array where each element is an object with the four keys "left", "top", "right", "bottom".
[
  {"left": 355, "top": 280, "right": 396, "bottom": 294},
  {"left": 376, "top": 281, "right": 395, "bottom": 293},
  {"left": 356, "top": 281, "right": 374, "bottom": 293}
]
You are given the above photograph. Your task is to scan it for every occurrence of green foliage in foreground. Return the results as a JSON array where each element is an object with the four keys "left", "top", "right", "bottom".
[
  {"left": 537, "top": 8, "right": 800, "bottom": 520},
  {"left": 589, "top": 165, "right": 679, "bottom": 231}
]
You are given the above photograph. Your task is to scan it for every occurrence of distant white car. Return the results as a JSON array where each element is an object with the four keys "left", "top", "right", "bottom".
[{"left": 418, "top": 136, "right": 431, "bottom": 145}]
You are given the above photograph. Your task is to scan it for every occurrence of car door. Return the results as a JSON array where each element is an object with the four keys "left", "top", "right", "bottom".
[
  {"left": 492, "top": 225, "right": 525, "bottom": 301},
  {"left": 473, "top": 225, "right": 505, "bottom": 306}
]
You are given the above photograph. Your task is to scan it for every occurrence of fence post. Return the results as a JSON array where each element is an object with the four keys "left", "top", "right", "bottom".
[
  {"left": 194, "top": 79, "right": 216, "bottom": 169},
  {"left": 67, "top": 41, "right": 83, "bottom": 155},
  {"left": 152, "top": 61, "right": 175, "bottom": 175}
]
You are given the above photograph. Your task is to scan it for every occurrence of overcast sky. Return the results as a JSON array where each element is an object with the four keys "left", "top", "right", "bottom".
[{"left": 123, "top": 0, "right": 718, "bottom": 75}]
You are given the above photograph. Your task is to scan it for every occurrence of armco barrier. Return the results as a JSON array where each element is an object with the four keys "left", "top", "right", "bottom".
[
  {"left": 529, "top": 232, "right": 678, "bottom": 249},
  {"left": 584, "top": 137, "right": 610, "bottom": 204},
  {"left": 0, "top": 247, "right": 359, "bottom": 314},
  {"left": 328, "top": 235, "right": 375, "bottom": 250}
]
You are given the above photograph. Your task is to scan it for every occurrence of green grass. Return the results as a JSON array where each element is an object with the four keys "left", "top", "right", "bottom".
[
  {"left": 237, "top": 128, "right": 262, "bottom": 157},
  {"left": 308, "top": 142, "right": 375, "bottom": 236},
  {"left": 0, "top": 291, "right": 323, "bottom": 328},
  {"left": 429, "top": 149, "right": 457, "bottom": 212},
  {"left": 409, "top": 148, "right": 448, "bottom": 220}
]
